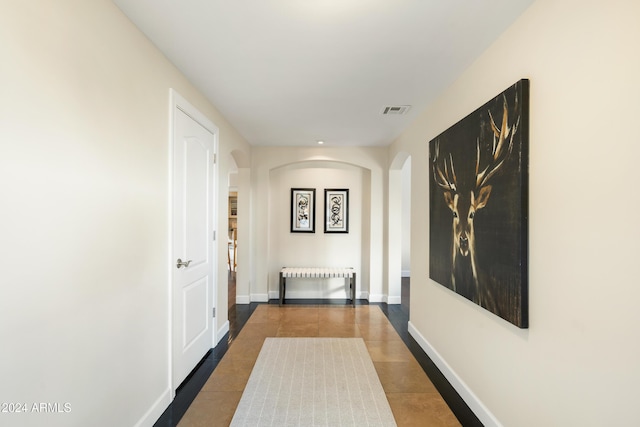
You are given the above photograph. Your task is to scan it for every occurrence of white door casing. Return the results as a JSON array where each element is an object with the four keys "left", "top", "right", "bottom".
[{"left": 170, "top": 90, "right": 218, "bottom": 390}]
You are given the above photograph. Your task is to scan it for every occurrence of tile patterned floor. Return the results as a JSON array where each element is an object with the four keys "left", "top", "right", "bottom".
[{"left": 177, "top": 305, "right": 460, "bottom": 427}]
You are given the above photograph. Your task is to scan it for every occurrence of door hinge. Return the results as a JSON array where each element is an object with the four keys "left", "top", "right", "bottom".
[
  {"left": 212, "top": 307, "right": 216, "bottom": 318},
  {"left": 213, "top": 153, "right": 217, "bottom": 164},
  {"left": 213, "top": 230, "right": 216, "bottom": 241}
]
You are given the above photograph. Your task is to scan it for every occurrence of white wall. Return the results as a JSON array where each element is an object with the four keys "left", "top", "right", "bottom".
[
  {"left": 387, "top": 151, "right": 410, "bottom": 302},
  {"left": 0, "top": 1, "right": 250, "bottom": 426},
  {"left": 401, "top": 157, "right": 411, "bottom": 276},
  {"left": 390, "top": 0, "right": 640, "bottom": 425},
  {"left": 250, "top": 147, "right": 388, "bottom": 303}
]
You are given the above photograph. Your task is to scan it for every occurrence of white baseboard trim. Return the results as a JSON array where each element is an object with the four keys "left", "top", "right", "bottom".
[
  {"left": 368, "top": 293, "right": 385, "bottom": 303},
  {"left": 268, "top": 290, "right": 356, "bottom": 300},
  {"left": 216, "top": 320, "right": 229, "bottom": 345},
  {"left": 134, "top": 387, "right": 171, "bottom": 427},
  {"left": 251, "top": 293, "right": 269, "bottom": 302},
  {"left": 407, "top": 321, "right": 502, "bottom": 427},
  {"left": 267, "top": 290, "right": 371, "bottom": 302},
  {"left": 236, "top": 295, "right": 250, "bottom": 304},
  {"left": 276, "top": 291, "right": 351, "bottom": 299},
  {"left": 387, "top": 296, "right": 402, "bottom": 305}
]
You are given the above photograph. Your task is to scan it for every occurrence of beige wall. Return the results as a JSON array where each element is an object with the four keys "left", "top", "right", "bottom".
[
  {"left": 0, "top": 1, "right": 249, "bottom": 426},
  {"left": 390, "top": 0, "right": 640, "bottom": 425}
]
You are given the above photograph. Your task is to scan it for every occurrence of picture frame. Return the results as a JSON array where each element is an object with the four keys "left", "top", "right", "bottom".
[
  {"left": 324, "top": 189, "right": 349, "bottom": 233},
  {"left": 429, "top": 79, "right": 529, "bottom": 328},
  {"left": 290, "top": 188, "right": 316, "bottom": 233}
]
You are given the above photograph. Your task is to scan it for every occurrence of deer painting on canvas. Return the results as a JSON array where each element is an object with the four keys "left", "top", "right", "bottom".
[{"left": 429, "top": 80, "right": 529, "bottom": 328}]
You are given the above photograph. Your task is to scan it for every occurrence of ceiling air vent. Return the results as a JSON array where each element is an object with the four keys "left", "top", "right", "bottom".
[{"left": 381, "top": 105, "right": 411, "bottom": 115}]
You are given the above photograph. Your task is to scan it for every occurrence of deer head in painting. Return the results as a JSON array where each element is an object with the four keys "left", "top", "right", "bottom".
[{"left": 432, "top": 95, "right": 520, "bottom": 305}]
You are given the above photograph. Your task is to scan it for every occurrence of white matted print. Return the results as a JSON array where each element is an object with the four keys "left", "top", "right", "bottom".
[
  {"left": 290, "top": 188, "right": 316, "bottom": 233},
  {"left": 324, "top": 189, "right": 349, "bottom": 233}
]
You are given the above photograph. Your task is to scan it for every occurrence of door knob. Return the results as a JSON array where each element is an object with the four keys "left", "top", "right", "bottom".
[{"left": 176, "top": 258, "right": 192, "bottom": 268}]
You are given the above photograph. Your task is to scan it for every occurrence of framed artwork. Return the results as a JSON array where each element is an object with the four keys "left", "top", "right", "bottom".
[
  {"left": 428, "top": 79, "right": 529, "bottom": 328},
  {"left": 290, "top": 188, "right": 316, "bottom": 233},
  {"left": 324, "top": 189, "right": 349, "bottom": 233}
]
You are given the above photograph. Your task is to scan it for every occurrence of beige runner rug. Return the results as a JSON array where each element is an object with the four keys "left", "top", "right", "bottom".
[{"left": 230, "top": 337, "right": 397, "bottom": 426}]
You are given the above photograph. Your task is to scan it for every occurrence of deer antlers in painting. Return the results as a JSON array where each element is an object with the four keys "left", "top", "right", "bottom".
[{"left": 432, "top": 94, "right": 521, "bottom": 311}]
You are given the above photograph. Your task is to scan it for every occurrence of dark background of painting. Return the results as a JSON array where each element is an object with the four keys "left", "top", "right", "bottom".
[{"left": 429, "top": 79, "right": 529, "bottom": 328}]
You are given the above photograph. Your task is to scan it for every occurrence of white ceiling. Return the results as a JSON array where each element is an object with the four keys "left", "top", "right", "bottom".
[{"left": 113, "top": 0, "right": 534, "bottom": 147}]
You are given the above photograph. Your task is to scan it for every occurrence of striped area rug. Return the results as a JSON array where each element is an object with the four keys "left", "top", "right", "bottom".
[{"left": 230, "top": 337, "right": 397, "bottom": 426}]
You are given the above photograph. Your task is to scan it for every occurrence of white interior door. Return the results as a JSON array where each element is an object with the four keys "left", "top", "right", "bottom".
[{"left": 171, "top": 97, "right": 217, "bottom": 389}]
